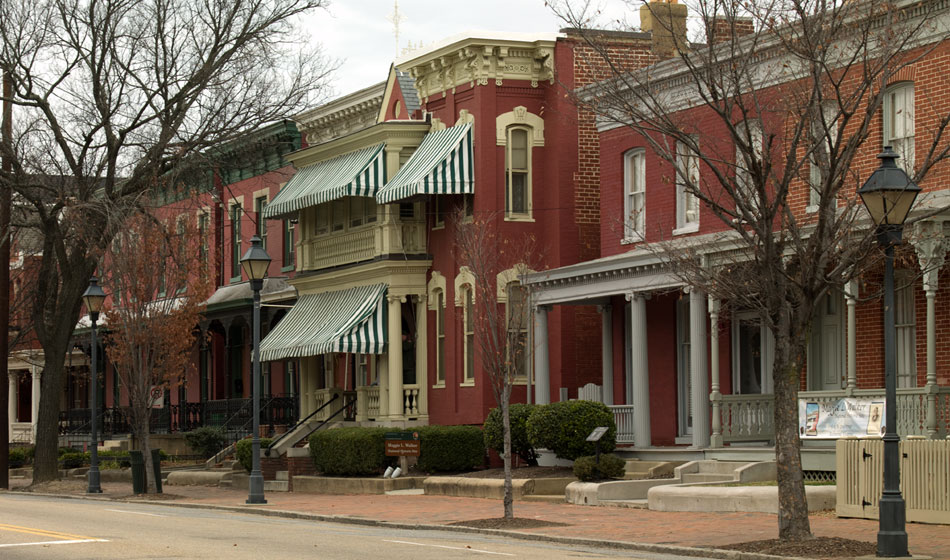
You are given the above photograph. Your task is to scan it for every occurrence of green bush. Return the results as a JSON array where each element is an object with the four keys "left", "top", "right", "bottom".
[
  {"left": 9, "top": 446, "right": 31, "bottom": 468},
  {"left": 309, "top": 428, "right": 391, "bottom": 476},
  {"left": 572, "top": 454, "right": 626, "bottom": 482},
  {"left": 416, "top": 425, "right": 485, "bottom": 473},
  {"left": 526, "top": 400, "right": 617, "bottom": 460},
  {"left": 97, "top": 449, "right": 132, "bottom": 468},
  {"left": 58, "top": 447, "right": 79, "bottom": 457},
  {"left": 184, "top": 427, "right": 227, "bottom": 458},
  {"left": 235, "top": 438, "right": 273, "bottom": 473},
  {"left": 483, "top": 404, "right": 538, "bottom": 465},
  {"left": 60, "top": 452, "right": 88, "bottom": 469}
]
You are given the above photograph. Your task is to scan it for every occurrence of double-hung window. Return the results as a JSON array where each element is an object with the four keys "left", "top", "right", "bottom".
[
  {"left": 884, "top": 83, "right": 915, "bottom": 173},
  {"left": 809, "top": 104, "right": 838, "bottom": 209},
  {"left": 255, "top": 196, "right": 268, "bottom": 249},
  {"left": 462, "top": 285, "right": 475, "bottom": 384},
  {"left": 675, "top": 139, "right": 700, "bottom": 231},
  {"left": 735, "top": 120, "right": 763, "bottom": 213},
  {"left": 230, "top": 203, "right": 242, "bottom": 280},
  {"left": 624, "top": 149, "right": 646, "bottom": 240},
  {"left": 506, "top": 282, "right": 529, "bottom": 380},
  {"left": 505, "top": 127, "right": 531, "bottom": 218}
]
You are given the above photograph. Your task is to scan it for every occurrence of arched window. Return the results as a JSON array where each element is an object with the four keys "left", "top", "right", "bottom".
[{"left": 506, "top": 126, "right": 531, "bottom": 218}]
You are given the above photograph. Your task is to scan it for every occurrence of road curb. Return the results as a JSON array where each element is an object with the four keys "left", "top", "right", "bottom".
[{"left": 4, "top": 490, "right": 809, "bottom": 560}]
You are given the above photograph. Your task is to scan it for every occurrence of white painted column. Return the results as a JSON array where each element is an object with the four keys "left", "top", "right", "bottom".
[
  {"left": 708, "top": 296, "right": 723, "bottom": 448},
  {"left": 415, "top": 294, "right": 428, "bottom": 418},
  {"left": 627, "top": 293, "right": 651, "bottom": 448},
  {"left": 31, "top": 365, "right": 41, "bottom": 430},
  {"left": 377, "top": 354, "right": 390, "bottom": 418},
  {"left": 690, "top": 289, "right": 710, "bottom": 449},
  {"left": 923, "top": 269, "right": 939, "bottom": 438},
  {"left": 844, "top": 280, "right": 857, "bottom": 393},
  {"left": 599, "top": 304, "right": 614, "bottom": 405},
  {"left": 533, "top": 305, "right": 550, "bottom": 405},
  {"left": 8, "top": 373, "right": 17, "bottom": 427},
  {"left": 387, "top": 294, "right": 405, "bottom": 420},
  {"left": 298, "top": 357, "right": 312, "bottom": 417}
]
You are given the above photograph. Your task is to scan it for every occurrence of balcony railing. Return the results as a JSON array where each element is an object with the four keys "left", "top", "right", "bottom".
[
  {"left": 608, "top": 405, "right": 636, "bottom": 444},
  {"left": 299, "top": 220, "right": 427, "bottom": 272}
]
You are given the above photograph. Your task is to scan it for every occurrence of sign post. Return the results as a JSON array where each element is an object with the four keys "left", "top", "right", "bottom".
[{"left": 586, "top": 426, "right": 609, "bottom": 465}]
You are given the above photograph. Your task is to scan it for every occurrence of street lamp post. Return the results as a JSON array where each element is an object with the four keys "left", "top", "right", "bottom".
[
  {"left": 241, "top": 235, "right": 271, "bottom": 505},
  {"left": 858, "top": 147, "right": 920, "bottom": 558},
  {"left": 82, "top": 276, "right": 106, "bottom": 494}
]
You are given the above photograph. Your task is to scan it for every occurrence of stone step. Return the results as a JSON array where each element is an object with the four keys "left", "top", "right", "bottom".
[
  {"left": 680, "top": 473, "right": 734, "bottom": 484},
  {"left": 263, "top": 480, "right": 288, "bottom": 492},
  {"left": 275, "top": 470, "right": 289, "bottom": 481},
  {"left": 693, "top": 461, "right": 751, "bottom": 475},
  {"left": 623, "top": 460, "right": 682, "bottom": 480}
]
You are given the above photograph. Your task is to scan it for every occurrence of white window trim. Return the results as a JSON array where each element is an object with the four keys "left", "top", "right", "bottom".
[
  {"left": 883, "top": 82, "right": 915, "bottom": 173},
  {"left": 454, "top": 267, "right": 476, "bottom": 306},
  {"left": 504, "top": 125, "right": 534, "bottom": 221},
  {"left": 460, "top": 284, "right": 476, "bottom": 386},
  {"left": 675, "top": 139, "right": 700, "bottom": 230},
  {"left": 894, "top": 270, "right": 917, "bottom": 388},
  {"left": 808, "top": 103, "right": 838, "bottom": 212},
  {"left": 730, "top": 311, "right": 775, "bottom": 395},
  {"left": 623, "top": 148, "right": 646, "bottom": 243},
  {"left": 735, "top": 120, "right": 763, "bottom": 214}
]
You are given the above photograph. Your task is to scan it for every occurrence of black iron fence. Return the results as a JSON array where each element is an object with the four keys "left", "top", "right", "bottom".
[{"left": 58, "top": 395, "right": 299, "bottom": 439}]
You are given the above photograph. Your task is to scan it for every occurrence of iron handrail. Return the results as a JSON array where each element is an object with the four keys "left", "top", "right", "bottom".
[{"left": 266, "top": 393, "right": 341, "bottom": 450}]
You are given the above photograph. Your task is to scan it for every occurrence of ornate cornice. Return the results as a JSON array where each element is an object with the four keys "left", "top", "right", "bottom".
[{"left": 295, "top": 82, "right": 386, "bottom": 145}]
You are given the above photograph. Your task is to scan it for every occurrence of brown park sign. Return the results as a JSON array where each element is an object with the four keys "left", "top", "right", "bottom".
[{"left": 385, "top": 431, "right": 420, "bottom": 457}]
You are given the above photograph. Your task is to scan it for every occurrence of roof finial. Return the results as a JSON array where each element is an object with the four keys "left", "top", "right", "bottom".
[{"left": 387, "top": 0, "right": 407, "bottom": 57}]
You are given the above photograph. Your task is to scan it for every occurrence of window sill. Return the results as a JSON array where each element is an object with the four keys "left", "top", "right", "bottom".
[
  {"left": 504, "top": 215, "right": 535, "bottom": 223},
  {"left": 805, "top": 204, "right": 818, "bottom": 214},
  {"left": 281, "top": 264, "right": 296, "bottom": 273},
  {"left": 229, "top": 276, "right": 242, "bottom": 284},
  {"left": 672, "top": 223, "right": 699, "bottom": 236},
  {"left": 432, "top": 382, "right": 445, "bottom": 389},
  {"left": 621, "top": 232, "right": 644, "bottom": 245},
  {"left": 432, "top": 224, "right": 445, "bottom": 231},
  {"left": 460, "top": 381, "right": 476, "bottom": 387}
]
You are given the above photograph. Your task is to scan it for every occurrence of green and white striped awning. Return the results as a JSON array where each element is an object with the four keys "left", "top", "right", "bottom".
[
  {"left": 375, "top": 123, "right": 473, "bottom": 203},
  {"left": 260, "top": 284, "right": 388, "bottom": 361},
  {"left": 263, "top": 143, "right": 386, "bottom": 219}
]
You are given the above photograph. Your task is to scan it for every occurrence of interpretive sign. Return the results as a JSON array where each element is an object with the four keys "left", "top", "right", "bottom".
[
  {"left": 798, "top": 398, "right": 885, "bottom": 439},
  {"left": 385, "top": 431, "right": 420, "bottom": 456}
]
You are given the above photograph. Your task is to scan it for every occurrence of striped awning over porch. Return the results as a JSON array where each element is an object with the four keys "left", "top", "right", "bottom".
[
  {"left": 260, "top": 284, "right": 388, "bottom": 361},
  {"left": 263, "top": 143, "right": 386, "bottom": 219},
  {"left": 375, "top": 123, "right": 473, "bottom": 203}
]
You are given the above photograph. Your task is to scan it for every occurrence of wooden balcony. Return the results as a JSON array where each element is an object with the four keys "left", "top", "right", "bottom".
[{"left": 299, "top": 219, "right": 427, "bottom": 272}]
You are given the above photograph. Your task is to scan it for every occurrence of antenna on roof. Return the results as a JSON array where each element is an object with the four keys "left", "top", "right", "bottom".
[{"left": 387, "top": 0, "right": 407, "bottom": 57}]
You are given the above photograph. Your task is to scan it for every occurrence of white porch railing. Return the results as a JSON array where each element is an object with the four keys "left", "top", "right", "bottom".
[
  {"left": 713, "top": 386, "right": 950, "bottom": 444},
  {"left": 11, "top": 422, "right": 33, "bottom": 444},
  {"left": 356, "top": 385, "right": 380, "bottom": 421},
  {"left": 609, "top": 405, "right": 636, "bottom": 444},
  {"left": 312, "top": 388, "right": 337, "bottom": 421},
  {"left": 403, "top": 384, "right": 420, "bottom": 417}
]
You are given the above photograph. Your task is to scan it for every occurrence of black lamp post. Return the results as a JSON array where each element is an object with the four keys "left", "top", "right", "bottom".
[
  {"left": 241, "top": 235, "right": 271, "bottom": 505},
  {"left": 82, "top": 276, "right": 106, "bottom": 494},
  {"left": 858, "top": 146, "right": 920, "bottom": 558}
]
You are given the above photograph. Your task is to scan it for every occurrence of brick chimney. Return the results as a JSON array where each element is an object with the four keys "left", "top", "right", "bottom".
[
  {"left": 705, "top": 15, "right": 755, "bottom": 45},
  {"left": 640, "top": 0, "right": 688, "bottom": 59}
]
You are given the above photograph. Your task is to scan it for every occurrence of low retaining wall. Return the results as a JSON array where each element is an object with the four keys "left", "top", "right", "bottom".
[
  {"left": 292, "top": 476, "right": 424, "bottom": 495},
  {"left": 423, "top": 477, "right": 576, "bottom": 500},
  {"left": 648, "top": 484, "right": 836, "bottom": 513},
  {"left": 566, "top": 478, "right": 674, "bottom": 505}
]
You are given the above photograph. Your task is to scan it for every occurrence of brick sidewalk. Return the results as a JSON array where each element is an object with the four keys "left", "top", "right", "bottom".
[{"left": 12, "top": 480, "right": 948, "bottom": 559}]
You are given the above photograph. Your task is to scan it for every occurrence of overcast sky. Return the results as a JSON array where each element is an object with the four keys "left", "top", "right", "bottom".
[{"left": 308, "top": 0, "right": 635, "bottom": 97}]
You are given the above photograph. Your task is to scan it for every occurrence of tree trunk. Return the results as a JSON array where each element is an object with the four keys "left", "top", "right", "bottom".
[
  {"left": 773, "top": 353, "right": 812, "bottom": 541},
  {"left": 501, "top": 399, "right": 513, "bottom": 519},
  {"left": 33, "top": 344, "right": 69, "bottom": 483},
  {"left": 134, "top": 411, "right": 156, "bottom": 493}
]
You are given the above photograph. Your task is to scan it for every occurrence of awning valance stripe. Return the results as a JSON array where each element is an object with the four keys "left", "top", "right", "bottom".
[
  {"left": 263, "top": 144, "right": 386, "bottom": 219},
  {"left": 375, "top": 124, "right": 473, "bottom": 203},
  {"left": 259, "top": 284, "right": 388, "bottom": 361}
]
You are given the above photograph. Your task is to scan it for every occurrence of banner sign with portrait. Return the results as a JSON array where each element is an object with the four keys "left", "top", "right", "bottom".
[{"left": 798, "top": 398, "right": 885, "bottom": 439}]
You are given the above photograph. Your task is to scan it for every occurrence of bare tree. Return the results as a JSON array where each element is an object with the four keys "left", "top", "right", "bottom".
[
  {"left": 103, "top": 208, "right": 212, "bottom": 493},
  {"left": 552, "top": 0, "right": 950, "bottom": 541},
  {"left": 0, "top": 0, "right": 334, "bottom": 483},
  {"left": 455, "top": 209, "right": 539, "bottom": 519}
]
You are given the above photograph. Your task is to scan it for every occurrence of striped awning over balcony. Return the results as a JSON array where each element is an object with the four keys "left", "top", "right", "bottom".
[
  {"left": 260, "top": 283, "right": 388, "bottom": 361},
  {"left": 375, "top": 123, "right": 473, "bottom": 203},
  {"left": 263, "top": 143, "right": 386, "bottom": 219}
]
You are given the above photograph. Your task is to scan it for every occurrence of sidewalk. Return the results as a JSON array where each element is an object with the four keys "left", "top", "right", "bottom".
[{"left": 8, "top": 479, "right": 950, "bottom": 559}]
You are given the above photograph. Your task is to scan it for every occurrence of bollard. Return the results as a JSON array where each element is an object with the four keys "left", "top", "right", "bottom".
[
  {"left": 129, "top": 450, "right": 145, "bottom": 494},
  {"left": 151, "top": 449, "right": 163, "bottom": 494}
]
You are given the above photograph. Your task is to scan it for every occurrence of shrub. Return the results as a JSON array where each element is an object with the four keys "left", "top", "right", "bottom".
[
  {"left": 184, "top": 427, "right": 227, "bottom": 458},
  {"left": 309, "top": 428, "right": 391, "bottom": 476},
  {"left": 572, "top": 454, "right": 626, "bottom": 482},
  {"left": 526, "top": 400, "right": 617, "bottom": 460},
  {"left": 416, "top": 425, "right": 485, "bottom": 473},
  {"left": 60, "top": 452, "right": 88, "bottom": 469},
  {"left": 9, "top": 446, "right": 31, "bottom": 468},
  {"left": 235, "top": 438, "right": 273, "bottom": 472},
  {"left": 483, "top": 404, "right": 538, "bottom": 465},
  {"left": 97, "top": 449, "right": 132, "bottom": 468},
  {"left": 58, "top": 447, "right": 79, "bottom": 457}
]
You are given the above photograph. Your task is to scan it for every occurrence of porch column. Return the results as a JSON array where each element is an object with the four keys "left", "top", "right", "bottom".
[
  {"left": 31, "top": 365, "right": 41, "bottom": 432},
  {"left": 708, "top": 296, "right": 723, "bottom": 448},
  {"left": 844, "top": 280, "right": 857, "bottom": 393},
  {"left": 627, "top": 293, "right": 651, "bottom": 448},
  {"left": 690, "top": 289, "right": 710, "bottom": 448},
  {"left": 533, "top": 304, "right": 550, "bottom": 405},
  {"left": 378, "top": 354, "right": 389, "bottom": 418},
  {"left": 387, "top": 294, "right": 405, "bottom": 419},
  {"left": 8, "top": 373, "right": 16, "bottom": 427},
  {"left": 298, "top": 357, "right": 311, "bottom": 417},
  {"left": 598, "top": 304, "right": 614, "bottom": 405},
  {"left": 913, "top": 221, "right": 946, "bottom": 438},
  {"left": 415, "top": 294, "right": 428, "bottom": 418}
]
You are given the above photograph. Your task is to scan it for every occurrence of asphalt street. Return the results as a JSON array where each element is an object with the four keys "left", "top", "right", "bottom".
[{"left": 0, "top": 493, "right": 697, "bottom": 560}]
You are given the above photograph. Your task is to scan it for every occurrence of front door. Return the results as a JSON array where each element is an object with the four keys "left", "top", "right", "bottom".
[
  {"left": 733, "top": 312, "right": 774, "bottom": 394},
  {"left": 677, "top": 298, "right": 692, "bottom": 436},
  {"left": 808, "top": 293, "right": 844, "bottom": 391}
]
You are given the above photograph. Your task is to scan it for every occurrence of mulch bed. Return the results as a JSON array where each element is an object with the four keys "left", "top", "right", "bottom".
[
  {"left": 717, "top": 536, "right": 877, "bottom": 558},
  {"left": 449, "top": 517, "right": 569, "bottom": 530}
]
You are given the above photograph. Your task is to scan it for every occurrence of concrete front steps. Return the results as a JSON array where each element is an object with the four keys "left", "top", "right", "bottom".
[
  {"left": 566, "top": 460, "right": 776, "bottom": 507},
  {"left": 167, "top": 459, "right": 243, "bottom": 487},
  {"left": 623, "top": 459, "right": 683, "bottom": 480}
]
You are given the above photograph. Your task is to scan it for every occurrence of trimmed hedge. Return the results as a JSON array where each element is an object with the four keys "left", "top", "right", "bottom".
[
  {"left": 310, "top": 428, "right": 391, "bottom": 476},
  {"left": 483, "top": 404, "right": 538, "bottom": 465},
  {"left": 60, "top": 452, "right": 87, "bottom": 469},
  {"left": 9, "top": 446, "right": 31, "bottom": 468},
  {"left": 235, "top": 438, "right": 274, "bottom": 472},
  {"left": 573, "top": 454, "right": 626, "bottom": 482},
  {"left": 526, "top": 400, "right": 617, "bottom": 460},
  {"left": 184, "top": 427, "right": 227, "bottom": 458},
  {"left": 415, "top": 425, "right": 485, "bottom": 473}
]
